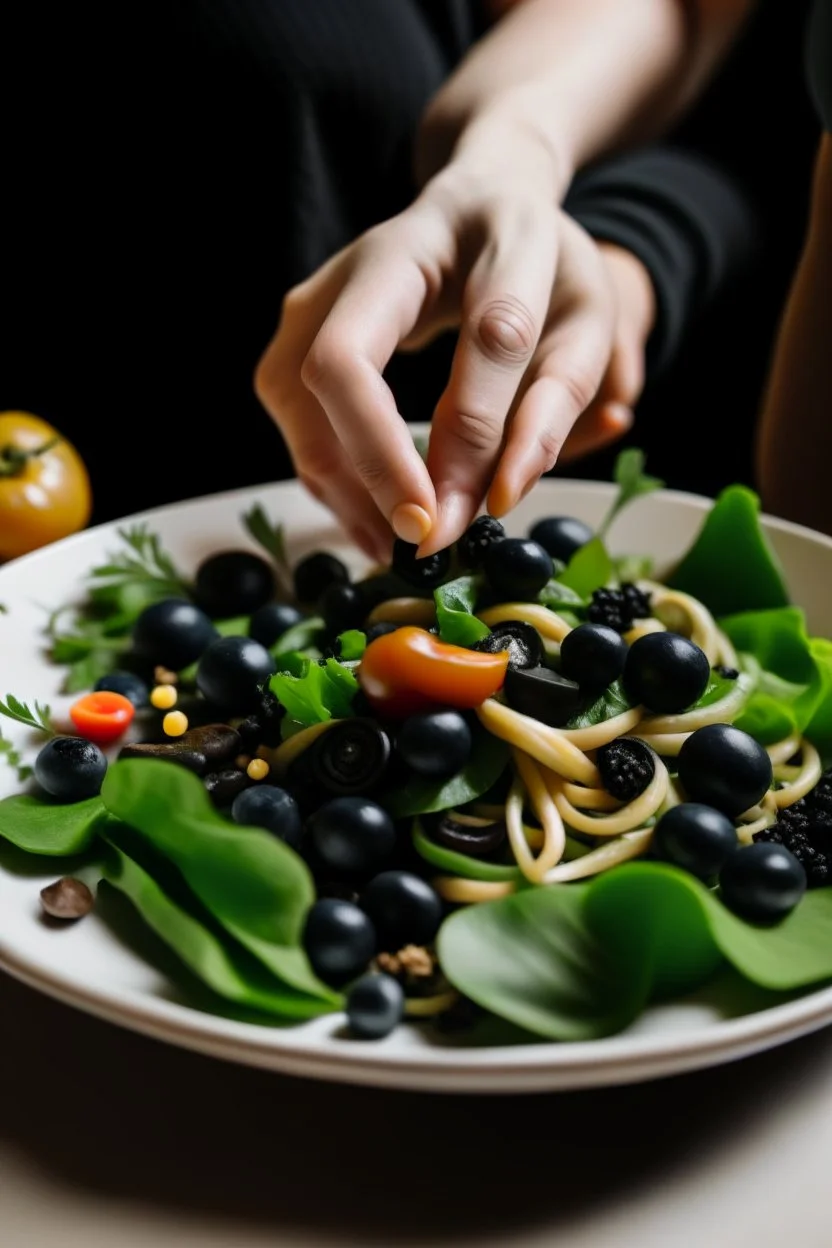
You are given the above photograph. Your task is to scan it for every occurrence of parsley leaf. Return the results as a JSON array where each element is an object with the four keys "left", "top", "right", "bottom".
[
  {"left": 597, "top": 449, "right": 664, "bottom": 541},
  {"left": 0, "top": 695, "right": 55, "bottom": 735},
  {"left": 270, "top": 659, "right": 358, "bottom": 726}
]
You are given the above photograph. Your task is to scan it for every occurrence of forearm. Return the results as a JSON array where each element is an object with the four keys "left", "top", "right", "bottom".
[
  {"left": 755, "top": 133, "right": 832, "bottom": 535},
  {"left": 415, "top": 0, "right": 756, "bottom": 195}
]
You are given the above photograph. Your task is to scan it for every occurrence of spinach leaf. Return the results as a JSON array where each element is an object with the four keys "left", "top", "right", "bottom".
[
  {"left": 272, "top": 616, "right": 324, "bottom": 659},
  {"left": 438, "top": 862, "right": 832, "bottom": 1041},
  {"left": 383, "top": 727, "right": 510, "bottom": 818},
  {"left": 270, "top": 658, "right": 358, "bottom": 725},
  {"left": 434, "top": 576, "right": 491, "bottom": 646},
  {"left": 337, "top": 629, "right": 366, "bottom": 660},
  {"left": 666, "top": 486, "right": 790, "bottom": 616},
  {"left": 101, "top": 831, "right": 336, "bottom": 1018},
  {"left": 0, "top": 793, "right": 106, "bottom": 856},
  {"left": 565, "top": 679, "right": 632, "bottom": 730},
  {"left": 100, "top": 760, "right": 338, "bottom": 1003},
  {"left": 557, "top": 537, "right": 613, "bottom": 598},
  {"left": 538, "top": 579, "right": 588, "bottom": 610}
]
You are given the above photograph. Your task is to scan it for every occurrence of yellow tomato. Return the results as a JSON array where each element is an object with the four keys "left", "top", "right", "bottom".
[{"left": 0, "top": 411, "right": 92, "bottom": 561}]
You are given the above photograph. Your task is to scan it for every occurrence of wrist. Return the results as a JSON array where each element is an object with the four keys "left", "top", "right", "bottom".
[{"left": 415, "top": 87, "right": 574, "bottom": 202}]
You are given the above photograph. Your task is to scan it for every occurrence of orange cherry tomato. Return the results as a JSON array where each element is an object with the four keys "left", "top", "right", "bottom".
[
  {"left": 0, "top": 411, "right": 92, "bottom": 561},
  {"left": 358, "top": 626, "right": 509, "bottom": 718},
  {"left": 69, "top": 691, "right": 135, "bottom": 746}
]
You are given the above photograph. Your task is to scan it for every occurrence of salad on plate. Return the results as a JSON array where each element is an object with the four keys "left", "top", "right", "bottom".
[{"left": 2, "top": 449, "right": 832, "bottom": 1045}]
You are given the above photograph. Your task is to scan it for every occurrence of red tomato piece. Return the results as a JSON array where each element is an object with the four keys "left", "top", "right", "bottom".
[
  {"left": 69, "top": 690, "right": 135, "bottom": 746},
  {"left": 358, "top": 626, "right": 508, "bottom": 718}
]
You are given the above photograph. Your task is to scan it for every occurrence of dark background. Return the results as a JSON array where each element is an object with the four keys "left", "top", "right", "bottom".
[{"left": 0, "top": 0, "right": 821, "bottom": 524}]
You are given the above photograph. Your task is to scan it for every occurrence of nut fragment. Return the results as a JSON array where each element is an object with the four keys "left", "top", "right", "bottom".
[
  {"left": 377, "top": 945, "right": 435, "bottom": 978},
  {"left": 40, "top": 877, "right": 94, "bottom": 920}
]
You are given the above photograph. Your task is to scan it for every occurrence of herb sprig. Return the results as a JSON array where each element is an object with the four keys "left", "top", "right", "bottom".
[
  {"left": 597, "top": 449, "right": 664, "bottom": 541},
  {"left": 243, "top": 504, "right": 293, "bottom": 597},
  {"left": 0, "top": 695, "right": 55, "bottom": 735}
]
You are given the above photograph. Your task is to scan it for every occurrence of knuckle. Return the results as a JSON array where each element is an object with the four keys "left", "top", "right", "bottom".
[
  {"left": 351, "top": 455, "right": 391, "bottom": 492},
  {"left": 475, "top": 296, "right": 537, "bottom": 365},
  {"left": 536, "top": 426, "right": 564, "bottom": 475},
  {"left": 299, "top": 336, "right": 350, "bottom": 396},
  {"left": 559, "top": 367, "right": 598, "bottom": 415},
  {"left": 448, "top": 406, "right": 503, "bottom": 454}
]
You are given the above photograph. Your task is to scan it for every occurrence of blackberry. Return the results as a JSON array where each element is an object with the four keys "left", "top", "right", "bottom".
[
  {"left": 235, "top": 689, "right": 285, "bottom": 750},
  {"left": 596, "top": 737, "right": 656, "bottom": 802},
  {"left": 753, "top": 765, "right": 832, "bottom": 887},
  {"left": 587, "top": 583, "right": 652, "bottom": 634},
  {"left": 457, "top": 515, "right": 505, "bottom": 569}
]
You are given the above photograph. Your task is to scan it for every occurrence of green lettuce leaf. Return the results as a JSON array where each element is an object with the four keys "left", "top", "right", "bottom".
[
  {"left": 270, "top": 658, "right": 358, "bottom": 725},
  {"left": 434, "top": 576, "right": 491, "bottom": 647}
]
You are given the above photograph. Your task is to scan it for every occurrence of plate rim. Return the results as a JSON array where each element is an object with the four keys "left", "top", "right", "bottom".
[{"left": 3, "top": 472, "right": 832, "bottom": 1092}]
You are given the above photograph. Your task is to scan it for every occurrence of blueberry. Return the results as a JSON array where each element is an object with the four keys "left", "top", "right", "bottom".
[
  {"left": 318, "top": 581, "right": 365, "bottom": 634},
  {"left": 193, "top": 550, "right": 275, "bottom": 618},
  {"left": 559, "top": 622, "right": 628, "bottom": 691},
  {"left": 360, "top": 870, "right": 443, "bottom": 951},
  {"left": 652, "top": 802, "right": 738, "bottom": 880},
  {"left": 622, "top": 631, "right": 711, "bottom": 714},
  {"left": 307, "top": 796, "right": 397, "bottom": 878},
  {"left": 456, "top": 515, "right": 506, "bottom": 570},
  {"left": 196, "top": 635, "right": 277, "bottom": 713},
  {"left": 231, "top": 784, "right": 303, "bottom": 848},
  {"left": 248, "top": 602, "right": 305, "bottom": 648},
  {"left": 677, "top": 723, "right": 773, "bottom": 818},
  {"left": 391, "top": 539, "right": 451, "bottom": 589},
  {"left": 303, "top": 898, "right": 376, "bottom": 984},
  {"left": 346, "top": 972, "right": 405, "bottom": 1039},
  {"left": 132, "top": 598, "right": 219, "bottom": 671},
  {"left": 94, "top": 670, "right": 149, "bottom": 708},
  {"left": 719, "top": 842, "right": 807, "bottom": 922},
  {"left": 34, "top": 735, "right": 107, "bottom": 802},
  {"left": 293, "top": 552, "right": 349, "bottom": 605},
  {"left": 527, "top": 515, "right": 593, "bottom": 563},
  {"left": 483, "top": 538, "right": 553, "bottom": 599},
  {"left": 395, "top": 710, "right": 472, "bottom": 779}
]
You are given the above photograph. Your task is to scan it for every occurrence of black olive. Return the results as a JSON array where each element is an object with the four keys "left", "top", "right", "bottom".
[
  {"left": 34, "top": 736, "right": 108, "bottom": 802},
  {"left": 503, "top": 664, "right": 583, "bottom": 727},
  {"left": 559, "top": 622, "right": 628, "bottom": 691},
  {"left": 293, "top": 551, "right": 350, "bottom": 605},
  {"left": 303, "top": 898, "right": 377, "bottom": 985},
  {"left": 719, "top": 842, "right": 807, "bottom": 922},
  {"left": 652, "top": 802, "right": 738, "bottom": 881},
  {"left": 622, "top": 631, "right": 711, "bottom": 714},
  {"left": 94, "top": 670, "right": 150, "bottom": 708},
  {"left": 677, "top": 723, "right": 773, "bottom": 818},
  {"left": 395, "top": 709, "right": 472, "bottom": 779},
  {"left": 196, "top": 635, "right": 277, "bottom": 713},
  {"left": 203, "top": 767, "right": 250, "bottom": 806},
  {"left": 346, "top": 972, "right": 405, "bottom": 1039},
  {"left": 318, "top": 581, "right": 365, "bottom": 633},
  {"left": 310, "top": 718, "right": 392, "bottom": 795},
  {"left": 431, "top": 814, "right": 507, "bottom": 857},
  {"left": 360, "top": 870, "right": 443, "bottom": 950},
  {"left": 118, "top": 740, "right": 209, "bottom": 774},
  {"left": 391, "top": 539, "right": 451, "bottom": 589},
  {"left": 193, "top": 550, "right": 275, "bottom": 618},
  {"left": 248, "top": 602, "right": 306, "bottom": 648},
  {"left": 472, "top": 621, "right": 543, "bottom": 670},
  {"left": 307, "top": 796, "right": 397, "bottom": 878},
  {"left": 356, "top": 571, "right": 431, "bottom": 613},
  {"left": 231, "top": 784, "right": 303, "bottom": 848},
  {"left": 456, "top": 515, "right": 506, "bottom": 569},
  {"left": 483, "top": 538, "right": 553, "bottom": 600},
  {"left": 527, "top": 515, "right": 594, "bottom": 563},
  {"left": 365, "top": 621, "right": 401, "bottom": 645},
  {"left": 132, "top": 598, "right": 219, "bottom": 671}
]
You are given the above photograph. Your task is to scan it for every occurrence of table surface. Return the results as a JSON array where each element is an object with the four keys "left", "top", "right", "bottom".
[{"left": 3, "top": 970, "right": 832, "bottom": 1248}]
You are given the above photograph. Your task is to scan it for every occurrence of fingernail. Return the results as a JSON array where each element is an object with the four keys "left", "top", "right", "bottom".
[
  {"left": 604, "top": 403, "right": 634, "bottom": 433},
  {"left": 391, "top": 503, "right": 432, "bottom": 546}
]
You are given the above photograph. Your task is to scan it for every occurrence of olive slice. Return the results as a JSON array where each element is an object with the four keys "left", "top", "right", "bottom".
[
  {"left": 473, "top": 621, "right": 544, "bottom": 670},
  {"left": 430, "top": 813, "right": 507, "bottom": 857},
  {"left": 311, "top": 717, "right": 392, "bottom": 795},
  {"left": 503, "top": 664, "right": 583, "bottom": 727}
]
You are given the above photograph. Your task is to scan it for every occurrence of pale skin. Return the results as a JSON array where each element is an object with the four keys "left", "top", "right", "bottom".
[
  {"left": 755, "top": 132, "right": 832, "bottom": 534},
  {"left": 254, "top": 0, "right": 756, "bottom": 560}
]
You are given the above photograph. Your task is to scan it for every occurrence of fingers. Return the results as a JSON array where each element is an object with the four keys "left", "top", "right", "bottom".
[
  {"left": 487, "top": 229, "right": 614, "bottom": 517},
  {"left": 420, "top": 202, "right": 558, "bottom": 554},
  {"left": 257, "top": 223, "right": 450, "bottom": 552}
]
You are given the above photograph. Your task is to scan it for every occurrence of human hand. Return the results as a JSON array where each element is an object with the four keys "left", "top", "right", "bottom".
[{"left": 254, "top": 145, "right": 650, "bottom": 559}]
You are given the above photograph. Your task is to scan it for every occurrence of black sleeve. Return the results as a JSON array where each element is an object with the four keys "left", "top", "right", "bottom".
[
  {"left": 807, "top": 0, "right": 832, "bottom": 133},
  {"left": 563, "top": 145, "right": 759, "bottom": 379}
]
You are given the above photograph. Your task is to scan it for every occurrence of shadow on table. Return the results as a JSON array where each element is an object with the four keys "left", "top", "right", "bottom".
[{"left": 1, "top": 970, "right": 831, "bottom": 1246}]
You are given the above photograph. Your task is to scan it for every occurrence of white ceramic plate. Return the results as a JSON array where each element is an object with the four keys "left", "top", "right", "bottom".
[{"left": 3, "top": 472, "right": 832, "bottom": 1094}]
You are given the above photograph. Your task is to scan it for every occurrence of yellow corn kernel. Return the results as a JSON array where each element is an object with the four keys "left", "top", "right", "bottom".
[
  {"left": 246, "top": 757, "right": 270, "bottom": 781},
  {"left": 150, "top": 683, "right": 178, "bottom": 710},
  {"left": 163, "top": 710, "right": 189, "bottom": 737}
]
